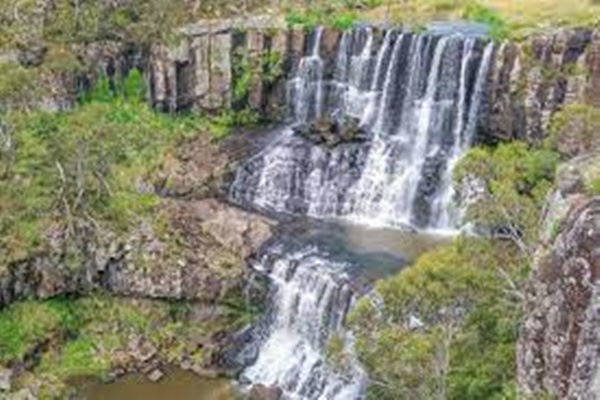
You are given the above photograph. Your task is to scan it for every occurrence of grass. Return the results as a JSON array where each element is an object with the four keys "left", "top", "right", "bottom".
[
  {"left": 0, "top": 300, "right": 75, "bottom": 364},
  {"left": 359, "top": 0, "right": 600, "bottom": 38}
]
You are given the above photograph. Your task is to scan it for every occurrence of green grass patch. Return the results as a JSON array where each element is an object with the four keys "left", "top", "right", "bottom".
[
  {"left": 0, "top": 300, "right": 75, "bottom": 364},
  {"left": 39, "top": 337, "right": 110, "bottom": 379}
]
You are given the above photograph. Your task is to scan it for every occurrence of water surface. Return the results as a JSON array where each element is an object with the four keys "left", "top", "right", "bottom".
[{"left": 78, "top": 368, "right": 235, "bottom": 400}]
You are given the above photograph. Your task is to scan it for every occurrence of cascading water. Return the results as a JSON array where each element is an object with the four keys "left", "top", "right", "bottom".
[
  {"left": 241, "top": 246, "right": 367, "bottom": 400},
  {"left": 231, "top": 28, "right": 494, "bottom": 232},
  {"left": 288, "top": 28, "right": 326, "bottom": 123},
  {"left": 233, "top": 26, "right": 495, "bottom": 400}
]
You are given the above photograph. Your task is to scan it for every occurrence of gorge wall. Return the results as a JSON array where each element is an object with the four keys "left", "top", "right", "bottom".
[
  {"left": 146, "top": 21, "right": 600, "bottom": 147},
  {"left": 519, "top": 155, "right": 600, "bottom": 398}
]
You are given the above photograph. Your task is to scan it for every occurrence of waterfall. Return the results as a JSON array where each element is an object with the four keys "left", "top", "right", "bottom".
[
  {"left": 232, "top": 27, "right": 495, "bottom": 400},
  {"left": 241, "top": 247, "right": 367, "bottom": 400},
  {"left": 288, "top": 28, "right": 325, "bottom": 123},
  {"left": 231, "top": 28, "right": 494, "bottom": 231}
]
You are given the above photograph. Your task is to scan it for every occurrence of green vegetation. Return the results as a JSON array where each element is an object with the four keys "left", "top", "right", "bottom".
[
  {"left": 0, "top": 0, "right": 273, "bottom": 51},
  {"left": 349, "top": 239, "right": 523, "bottom": 399},
  {"left": 454, "top": 142, "right": 559, "bottom": 252},
  {"left": 1, "top": 295, "right": 250, "bottom": 397},
  {"left": 284, "top": 3, "right": 360, "bottom": 30},
  {"left": 0, "top": 69, "right": 256, "bottom": 269},
  {"left": 0, "top": 300, "right": 75, "bottom": 364},
  {"left": 357, "top": 0, "right": 600, "bottom": 39},
  {"left": 346, "top": 140, "right": 562, "bottom": 399},
  {"left": 461, "top": 2, "right": 509, "bottom": 40}
]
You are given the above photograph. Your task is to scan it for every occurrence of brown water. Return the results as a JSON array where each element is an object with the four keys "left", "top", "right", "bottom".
[{"left": 78, "top": 369, "right": 236, "bottom": 400}]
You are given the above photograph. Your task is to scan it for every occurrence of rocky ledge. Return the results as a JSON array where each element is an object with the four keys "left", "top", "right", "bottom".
[{"left": 0, "top": 198, "right": 274, "bottom": 308}]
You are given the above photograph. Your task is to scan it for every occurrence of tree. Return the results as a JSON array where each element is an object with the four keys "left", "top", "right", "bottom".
[
  {"left": 349, "top": 239, "right": 520, "bottom": 400},
  {"left": 454, "top": 142, "right": 559, "bottom": 261}
]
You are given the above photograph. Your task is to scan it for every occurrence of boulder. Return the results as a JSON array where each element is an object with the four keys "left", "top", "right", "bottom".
[
  {"left": 293, "top": 116, "right": 368, "bottom": 148},
  {"left": 248, "top": 384, "right": 283, "bottom": 400},
  {"left": 187, "top": 199, "right": 274, "bottom": 259},
  {"left": 1, "top": 199, "right": 274, "bottom": 309}
]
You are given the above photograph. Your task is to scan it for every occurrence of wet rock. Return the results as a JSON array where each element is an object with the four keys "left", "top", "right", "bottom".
[{"left": 248, "top": 384, "right": 283, "bottom": 400}]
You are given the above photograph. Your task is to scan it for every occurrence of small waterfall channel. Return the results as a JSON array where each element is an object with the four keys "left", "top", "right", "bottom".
[{"left": 231, "top": 26, "right": 495, "bottom": 400}]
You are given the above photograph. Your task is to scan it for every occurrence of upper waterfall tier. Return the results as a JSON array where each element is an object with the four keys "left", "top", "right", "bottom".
[{"left": 231, "top": 28, "right": 494, "bottom": 231}]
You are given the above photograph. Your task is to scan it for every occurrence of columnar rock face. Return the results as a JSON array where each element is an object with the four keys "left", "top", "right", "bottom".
[
  {"left": 483, "top": 29, "right": 600, "bottom": 145},
  {"left": 518, "top": 157, "right": 600, "bottom": 398},
  {"left": 147, "top": 25, "right": 600, "bottom": 143},
  {"left": 148, "top": 16, "right": 298, "bottom": 116}
]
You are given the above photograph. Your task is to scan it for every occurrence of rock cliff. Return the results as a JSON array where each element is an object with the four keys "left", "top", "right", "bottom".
[
  {"left": 484, "top": 29, "right": 600, "bottom": 145},
  {"left": 518, "top": 155, "right": 600, "bottom": 398}
]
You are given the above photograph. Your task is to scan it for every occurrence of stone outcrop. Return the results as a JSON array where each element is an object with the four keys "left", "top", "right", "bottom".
[
  {"left": 154, "top": 125, "right": 270, "bottom": 199},
  {"left": 0, "top": 199, "right": 274, "bottom": 309},
  {"left": 105, "top": 199, "right": 274, "bottom": 302},
  {"left": 518, "top": 155, "right": 600, "bottom": 398},
  {"left": 483, "top": 29, "right": 600, "bottom": 145}
]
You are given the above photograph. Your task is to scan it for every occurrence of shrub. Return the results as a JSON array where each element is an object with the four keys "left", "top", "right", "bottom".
[{"left": 590, "top": 179, "right": 600, "bottom": 196}]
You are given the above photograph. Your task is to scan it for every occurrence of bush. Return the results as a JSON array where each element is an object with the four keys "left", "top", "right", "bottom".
[
  {"left": 0, "top": 71, "right": 205, "bottom": 266},
  {"left": 590, "top": 179, "right": 600, "bottom": 196}
]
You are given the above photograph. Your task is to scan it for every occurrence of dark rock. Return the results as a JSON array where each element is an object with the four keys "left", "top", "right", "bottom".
[
  {"left": 293, "top": 116, "right": 368, "bottom": 148},
  {"left": 248, "top": 384, "right": 283, "bottom": 400}
]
